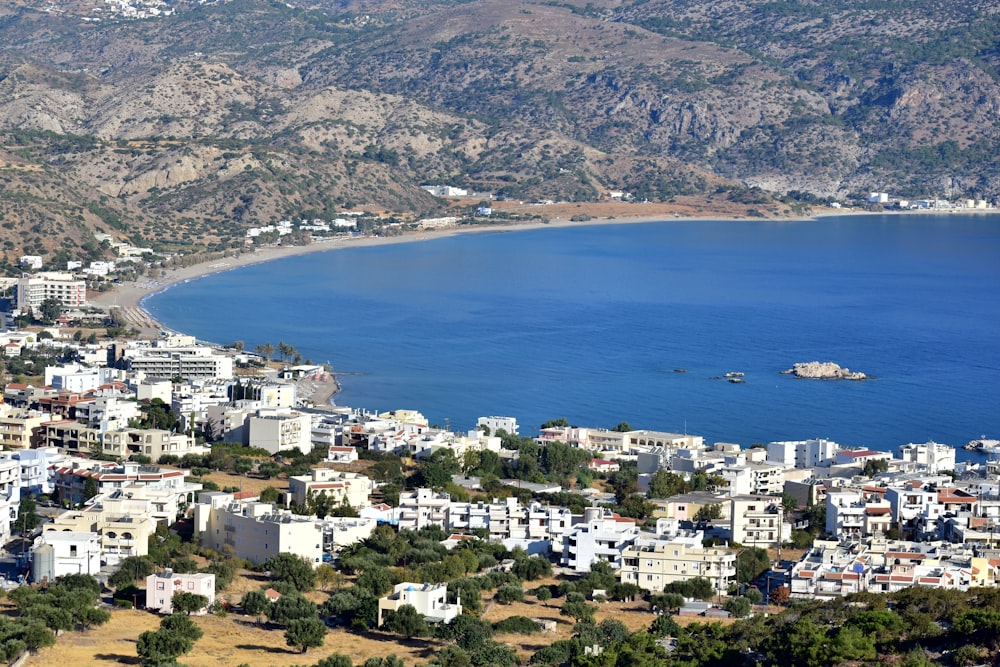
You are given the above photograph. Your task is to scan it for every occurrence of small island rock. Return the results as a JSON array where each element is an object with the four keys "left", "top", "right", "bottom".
[{"left": 781, "top": 361, "right": 868, "bottom": 380}]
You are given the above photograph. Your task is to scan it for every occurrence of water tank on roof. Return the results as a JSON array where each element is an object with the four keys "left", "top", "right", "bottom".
[{"left": 31, "top": 543, "right": 55, "bottom": 584}]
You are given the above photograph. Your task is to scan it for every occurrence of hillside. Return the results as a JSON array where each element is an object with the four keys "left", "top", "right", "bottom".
[{"left": 0, "top": 0, "right": 998, "bottom": 264}]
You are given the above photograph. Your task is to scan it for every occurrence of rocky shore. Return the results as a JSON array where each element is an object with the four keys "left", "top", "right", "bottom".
[{"left": 782, "top": 361, "right": 868, "bottom": 380}]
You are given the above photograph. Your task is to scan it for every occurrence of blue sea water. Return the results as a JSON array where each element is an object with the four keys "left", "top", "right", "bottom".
[{"left": 144, "top": 213, "right": 1000, "bottom": 458}]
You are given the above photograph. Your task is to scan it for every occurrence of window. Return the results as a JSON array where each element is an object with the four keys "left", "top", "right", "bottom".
[
  {"left": 187, "top": 582, "right": 194, "bottom": 590},
  {"left": 157, "top": 582, "right": 164, "bottom": 590}
]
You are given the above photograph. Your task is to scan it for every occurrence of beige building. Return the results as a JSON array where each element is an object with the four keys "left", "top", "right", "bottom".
[
  {"left": 620, "top": 541, "right": 737, "bottom": 594},
  {"left": 41, "top": 420, "right": 207, "bottom": 460},
  {"left": 730, "top": 495, "right": 789, "bottom": 548},
  {"left": 195, "top": 493, "right": 323, "bottom": 566},
  {"left": 0, "top": 406, "right": 54, "bottom": 449},
  {"left": 287, "top": 468, "right": 374, "bottom": 510},
  {"left": 46, "top": 495, "right": 157, "bottom": 563}
]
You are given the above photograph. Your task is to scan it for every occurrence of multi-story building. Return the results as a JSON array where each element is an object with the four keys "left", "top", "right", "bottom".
[
  {"left": 730, "top": 495, "right": 788, "bottom": 548},
  {"left": 247, "top": 408, "right": 311, "bottom": 454},
  {"left": 620, "top": 540, "right": 737, "bottom": 594},
  {"left": 3, "top": 447, "right": 65, "bottom": 496},
  {"left": 0, "top": 458, "right": 19, "bottom": 543},
  {"left": 145, "top": 570, "right": 216, "bottom": 614},
  {"left": 119, "top": 344, "right": 234, "bottom": 381},
  {"left": 378, "top": 582, "right": 461, "bottom": 627},
  {"left": 16, "top": 272, "right": 87, "bottom": 313},
  {"left": 0, "top": 405, "right": 54, "bottom": 449},
  {"left": 825, "top": 489, "right": 893, "bottom": 539},
  {"left": 195, "top": 493, "right": 323, "bottom": 566},
  {"left": 477, "top": 416, "right": 518, "bottom": 436},
  {"left": 898, "top": 442, "right": 957, "bottom": 474},
  {"left": 397, "top": 488, "right": 451, "bottom": 531},
  {"left": 46, "top": 494, "right": 158, "bottom": 563},
  {"left": 41, "top": 419, "right": 207, "bottom": 460},
  {"left": 53, "top": 461, "right": 200, "bottom": 508},
  {"left": 562, "top": 507, "right": 639, "bottom": 572},
  {"left": 287, "top": 468, "right": 374, "bottom": 510},
  {"left": 766, "top": 439, "right": 838, "bottom": 469}
]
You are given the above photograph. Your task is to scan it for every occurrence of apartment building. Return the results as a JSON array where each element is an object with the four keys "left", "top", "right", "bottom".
[
  {"left": 248, "top": 408, "right": 312, "bottom": 454},
  {"left": 766, "top": 439, "right": 838, "bottom": 469},
  {"left": 0, "top": 458, "right": 19, "bottom": 543},
  {"left": 53, "top": 461, "right": 199, "bottom": 508},
  {"left": 4, "top": 447, "right": 65, "bottom": 496},
  {"left": 46, "top": 494, "right": 158, "bottom": 563},
  {"left": 287, "top": 468, "right": 374, "bottom": 510},
  {"left": 397, "top": 488, "right": 451, "bottom": 531},
  {"left": 562, "top": 507, "right": 639, "bottom": 572},
  {"left": 195, "top": 493, "right": 323, "bottom": 566},
  {"left": 826, "top": 489, "right": 893, "bottom": 539},
  {"left": 0, "top": 406, "right": 53, "bottom": 449},
  {"left": 897, "top": 442, "right": 957, "bottom": 474},
  {"left": 620, "top": 541, "right": 737, "bottom": 594},
  {"left": 730, "top": 496, "right": 788, "bottom": 548},
  {"left": 119, "top": 345, "right": 234, "bottom": 380}
]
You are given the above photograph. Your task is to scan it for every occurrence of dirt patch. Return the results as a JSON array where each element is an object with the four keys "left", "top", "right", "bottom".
[
  {"left": 27, "top": 607, "right": 439, "bottom": 667},
  {"left": 199, "top": 471, "right": 286, "bottom": 496}
]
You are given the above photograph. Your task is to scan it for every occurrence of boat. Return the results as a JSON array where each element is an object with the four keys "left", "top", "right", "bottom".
[
  {"left": 728, "top": 377, "right": 745, "bottom": 384},
  {"left": 724, "top": 371, "right": 745, "bottom": 378},
  {"left": 673, "top": 368, "right": 687, "bottom": 373}
]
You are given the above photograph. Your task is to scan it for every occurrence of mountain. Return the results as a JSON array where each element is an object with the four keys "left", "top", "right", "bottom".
[{"left": 0, "top": 0, "right": 998, "bottom": 265}]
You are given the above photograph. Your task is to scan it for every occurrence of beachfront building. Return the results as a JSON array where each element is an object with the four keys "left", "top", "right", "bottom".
[
  {"left": 898, "top": 442, "right": 957, "bottom": 474},
  {"left": 16, "top": 272, "right": 87, "bottom": 313},
  {"left": 146, "top": 570, "right": 216, "bottom": 614},
  {"left": 194, "top": 492, "right": 323, "bottom": 566},
  {"left": 287, "top": 468, "right": 374, "bottom": 510},
  {"left": 378, "top": 582, "right": 461, "bottom": 627},
  {"left": 117, "top": 343, "right": 233, "bottom": 381}
]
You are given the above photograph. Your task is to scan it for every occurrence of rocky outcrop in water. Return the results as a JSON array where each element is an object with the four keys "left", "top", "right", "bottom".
[{"left": 782, "top": 361, "right": 868, "bottom": 380}]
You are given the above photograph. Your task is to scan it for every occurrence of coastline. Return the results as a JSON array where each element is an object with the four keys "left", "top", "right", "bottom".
[{"left": 89, "top": 209, "right": 837, "bottom": 332}]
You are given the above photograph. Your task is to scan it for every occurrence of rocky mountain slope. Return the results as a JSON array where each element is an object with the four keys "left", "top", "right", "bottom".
[{"left": 0, "top": 0, "right": 998, "bottom": 265}]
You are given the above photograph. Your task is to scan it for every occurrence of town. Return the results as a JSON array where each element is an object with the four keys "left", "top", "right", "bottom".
[{"left": 0, "top": 265, "right": 997, "bottom": 666}]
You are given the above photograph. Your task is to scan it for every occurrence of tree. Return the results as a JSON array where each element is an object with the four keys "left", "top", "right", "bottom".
[
  {"left": 241, "top": 590, "right": 271, "bottom": 620},
  {"left": 385, "top": 604, "right": 427, "bottom": 637},
  {"left": 268, "top": 594, "right": 317, "bottom": 625},
  {"left": 535, "top": 586, "right": 552, "bottom": 606},
  {"left": 83, "top": 476, "right": 99, "bottom": 502},
  {"left": 693, "top": 503, "right": 723, "bottom": 522},
  {"left": 612, "top": 421, "right": 632, "bottom": 432},
  {"left": 265, "top": 553, "right": 317, "bottom": 592},
  {"left": 495, "top": 583, "right": 524, "bottom": 605},
  {"left": 285, "top": 616, "right": 327, "bottom": 653},
  {"left": 18, "top": 496, "right": 40, "bottom": 533},
  {"left": 560, "top": 600, "right": 595, "bottom": 624},
  {"left": 38, "top": 297, "right": 63, "bottom": 323},
  {"left": 863, "top": 458, "right": 890, "bottom": 477},
  {"left": 356, "top": 566, "right": 392, "bottom": 597},
  {"left": 136, "top": 614, "right": 203, "bottom": 666},
  {"left": 770, "top": 586, "right": 790, "bottom": 605},
  {"left": 171, "top": 591, "right": 209, "bottom": 615},
  {"left": 736, "top": 547, "right": 770, "bottom": 584},
  {"left": 109, "top": 556, "right": 155, "bottom": 589},
  {"left": 723, "top": 596, "right": 752, "bottom": 618},
  {"left": 646, "top": 470, "right": 689, "bottom": 499}
]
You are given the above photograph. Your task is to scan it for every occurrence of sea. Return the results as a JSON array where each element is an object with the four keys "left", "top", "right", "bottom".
[{"left": 143, "top": 213, "right": 1000, "bottom": 461}]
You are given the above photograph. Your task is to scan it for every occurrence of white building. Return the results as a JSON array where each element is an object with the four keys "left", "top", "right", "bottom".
[
  {"left": 145, "top": 570, "right": 216, "bottom": 614},
  {"left": 378, "top": 582, "right": 461, "bottom": 626},
  {"left": 898, "top": 442, "right": 956, "bottom": 474},
  {"left": 31, "top": 532, "right": 102, "bottom": 581},
  {"left": 43, "top": 364, "right": 103, "bottom": 394},
  {"left": 766, "top": 439, "right": 838, "bottom": 469},
  {"left": 120, "top": 344, "right": 233, "bottom": 381},
  {"left": 562, "top": 507, "right": 639, "bottom": 572},
  {"left": 477, "top": 416, "right": 519, "bottom": 436},
  {"left": 397, "top": 488, "right": 451, "bottom": 531},
  {"left": 0, "top": 458, "right": 19, "bottom": 544}
]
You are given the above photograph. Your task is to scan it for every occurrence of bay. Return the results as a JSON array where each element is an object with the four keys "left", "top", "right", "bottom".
[{"left": 144, "top": 213, "right": 1000, "bottom": 458}]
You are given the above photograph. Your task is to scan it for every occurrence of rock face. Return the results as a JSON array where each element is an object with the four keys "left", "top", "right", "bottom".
[{"left": 782, "top": 361, "right": 868, "bottom": 380}]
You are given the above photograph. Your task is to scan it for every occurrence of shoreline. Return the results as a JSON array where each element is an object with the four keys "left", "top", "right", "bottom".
[
  {"left": 89, "top": 204, "right": 993, "bottom": 337},
  {"left": 89, "top": 210, "right": 836, "bottom": 331}
]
